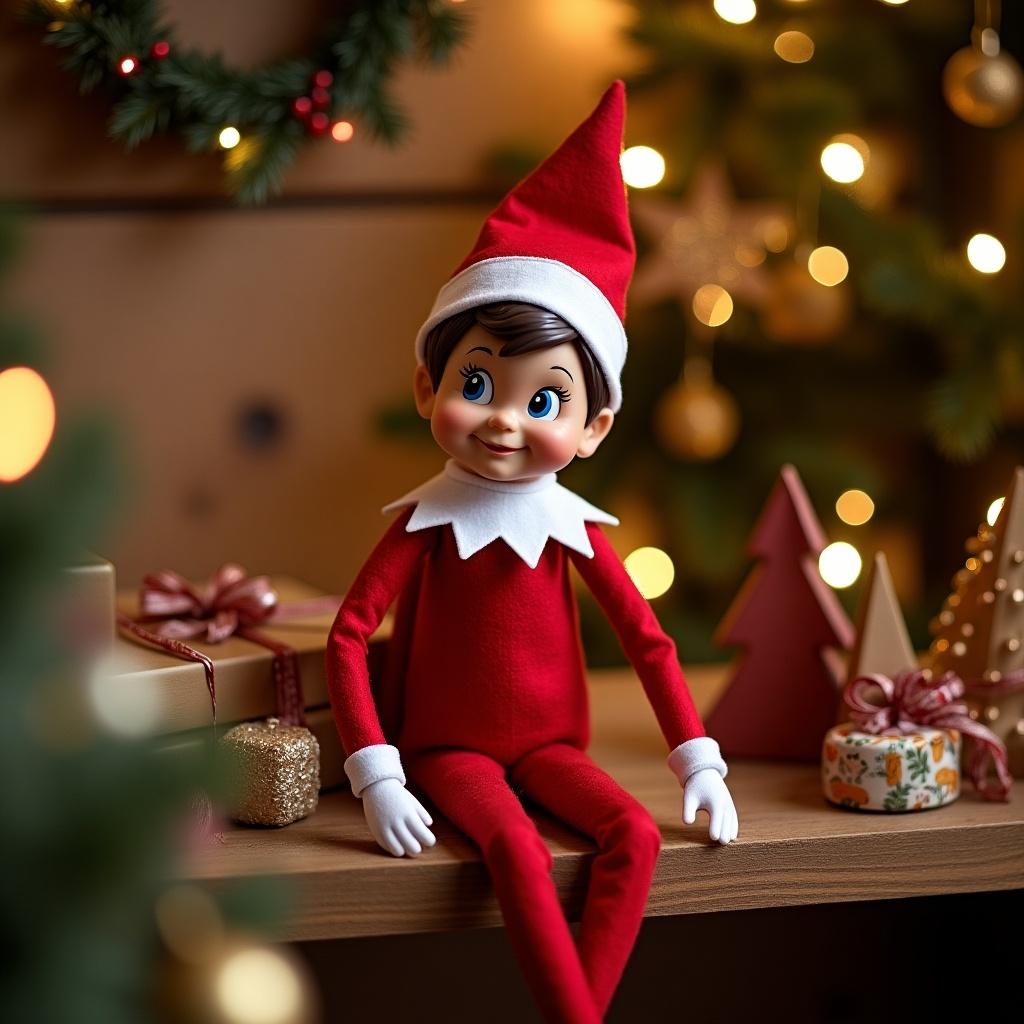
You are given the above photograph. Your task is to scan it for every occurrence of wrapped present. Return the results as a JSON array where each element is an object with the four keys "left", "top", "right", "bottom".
[
  {"left": 101, "top": 569, "right": 388, "bottom": 734},
  {"left": 823, "top": 668, "right": 1012, "bottom": 813},
  {"left": 62, "top": 552, "right": 117, "bottom": 654},
  {"left": 822, "top": 722, "right": 961, "bottom": 811},
  {"left": 220, "top": 718, "right": 320, "bottom": 826}
]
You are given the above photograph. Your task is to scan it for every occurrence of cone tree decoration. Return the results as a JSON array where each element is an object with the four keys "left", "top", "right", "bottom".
[
  {"left": 927, "top": 466, "right": 1024, "bottom": 776},
  {"left": 845, "top": 552, "right": 918, "bottom": 686},
  {"left": 708, "top": 465, "right": 855, "bottom": 760}
]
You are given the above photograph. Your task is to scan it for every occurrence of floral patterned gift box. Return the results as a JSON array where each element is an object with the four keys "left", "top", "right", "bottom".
[
  {"left": 825, "top": 668, "right": 1012, "bottom": 811},
  {"left": 822, "top": 722, "right": 961, "bottom": 812}
]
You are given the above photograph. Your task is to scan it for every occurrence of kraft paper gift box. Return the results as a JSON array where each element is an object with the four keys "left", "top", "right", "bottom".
[{"left": 102, "top": 576, "right": 389, "bottom": 736}]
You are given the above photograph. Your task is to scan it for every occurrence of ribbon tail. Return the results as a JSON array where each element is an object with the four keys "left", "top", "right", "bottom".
[
  {"left": 116, "top": 613, "right": 217, "bottom": 726},
  {"left": 965, "top": 732, "right": 1013, "bottom": 803},
  {"left": 237, "top": 627, "right": 307, "bottom": 727}
]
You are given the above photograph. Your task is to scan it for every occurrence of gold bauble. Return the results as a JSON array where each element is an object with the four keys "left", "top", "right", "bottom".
[
  {"left": 656, "top": 378, "right": 739, "bottom": 461},
  {"left": 760, "top": 260, "right": 852, "bottom": 345},
  {"left": 943, "top": 45, "right": 1024, "bottom": 127}
]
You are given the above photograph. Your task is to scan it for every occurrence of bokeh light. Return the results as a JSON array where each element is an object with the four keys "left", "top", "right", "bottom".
[
  {"left": 330, "top": 120, "right": 355, "bottom": 143},
  {"left": 714, "top": 0, "right": 757, "bottom": 25},
  {"left": 692, "top": 284, "right": 734, "bottom": 326},
  {"left": 0, "top": 366, "right": 56, "bottom": 483},
  {"left": 620, "top": 145, "right": 665, "bottom": 188},
  {"left": 987, "top": 496, "right": 1005, "bottom": 527},
  {"left": 966, "top": 233, "right": 1006, "bottom": 274},
  {"left": 774, "top": 30, "right": 814, "bottom": 63},
  {"left": 836, "top": 489, "right": 875, "bottom": 526},
  {"left": 820, "top": 135, "right": 869, "bottom": 183},
  {"left": 624, "top": 547, "right": 676, "bottom": 599},
  {"left": 807, "top": 245, "right": 849, "bottom": 286},
  {"left": 215, "top": 945, "right": 304, "bottom": 1024},
  {"left": 87, "top": 659, "right": 161, "bottom": 737},
  {"left": 819, "top": 541, "right": 863, "bottom": 588},
  {"left": 218, "top": 126, "right": 241, "bottom": 150}
]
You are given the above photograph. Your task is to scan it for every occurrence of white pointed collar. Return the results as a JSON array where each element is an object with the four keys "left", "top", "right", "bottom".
[{"left": 382, "top": 460, "right": 618, "bottom": 569}]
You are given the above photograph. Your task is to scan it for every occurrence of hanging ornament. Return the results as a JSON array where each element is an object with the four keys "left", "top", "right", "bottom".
[
  {"left": 655, "top": 356, "right": 739, "bottom": 461},
  {"left": 631, "top": 161, "right": 791, "bottom": 310},
  {"left": 943, "top": 1, "right": 1023, "bottom": 128},
  {"left": 760, "top": 257, "right": 852, "bottom": 345}
]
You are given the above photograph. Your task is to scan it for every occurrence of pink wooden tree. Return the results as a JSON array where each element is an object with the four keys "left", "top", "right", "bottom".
[{"left": 706, "top": 465, "right": 855, "bottom": 760}]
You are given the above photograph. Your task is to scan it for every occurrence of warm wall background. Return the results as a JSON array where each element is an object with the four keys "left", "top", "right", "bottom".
[{"left": 1, "top": 0, "right": 643, "bottom": 592}]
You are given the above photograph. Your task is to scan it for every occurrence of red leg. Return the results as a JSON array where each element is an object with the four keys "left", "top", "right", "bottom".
[
  {"left": 510, "top": 743, "right": 662, "bottom": 1019},
  {"left": 406, "top": 748, "right": 601, "bottom": 1024}
]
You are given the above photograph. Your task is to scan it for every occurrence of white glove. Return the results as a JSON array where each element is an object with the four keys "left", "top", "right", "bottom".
[
  {"left": 362, "top": 778, "right": 436, "bottom": 858},
  {"left": 682, "top": 768, "right": 738, "bottom": 845},
  {"left": 667, "top": 736, "right": 739, "bottom": 845},
  {"left": 343, "top": 743, "right": 436, "bottom": 858}
]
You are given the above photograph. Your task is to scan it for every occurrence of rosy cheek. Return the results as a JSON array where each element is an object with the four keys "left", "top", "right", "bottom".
[
  {"left": 527, "top": 422, "right": 578, "bottom": 465},
  {"left": 432, "top": 398, "right": 476, "bottom": 443}
]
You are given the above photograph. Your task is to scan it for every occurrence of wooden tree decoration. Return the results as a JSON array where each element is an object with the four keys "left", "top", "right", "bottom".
[
  {"left": 707, "top": 465, "right": 855, "bottom": 760},
  {"left": 846, "top": 552, "right": 917, "bottom": 682},
  {"left": 927, "top": 466, "right": 1024, "bottom": 776}
]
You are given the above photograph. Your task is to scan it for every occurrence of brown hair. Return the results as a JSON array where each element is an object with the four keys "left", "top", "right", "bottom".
[{"left": 422, "top": 302, "right": 611, "bottom": 425}]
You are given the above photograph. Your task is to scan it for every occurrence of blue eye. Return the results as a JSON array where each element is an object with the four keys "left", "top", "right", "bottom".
[
  {"left": 528, "top": 388, "right": 561, "bottom": 421},
  {"left": 460, "top": 367, "right": 493, "bottom": 404}
]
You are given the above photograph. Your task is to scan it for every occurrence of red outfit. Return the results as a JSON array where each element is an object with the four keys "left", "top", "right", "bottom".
[{"left": 326, "top": 505, "right": 707, "bottom": 1022}]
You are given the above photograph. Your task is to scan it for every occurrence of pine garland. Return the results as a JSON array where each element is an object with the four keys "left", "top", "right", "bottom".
[{"left": 27, "top": 0, "right": 470, "bottom": 204}]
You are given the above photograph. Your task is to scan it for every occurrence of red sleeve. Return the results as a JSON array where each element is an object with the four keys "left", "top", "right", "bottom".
[
  {"left": 325, "top": 507, "right": 433, "bottom": 756},
  {"left": 569, "top": 522, "right": 705, "bottom": 751}
]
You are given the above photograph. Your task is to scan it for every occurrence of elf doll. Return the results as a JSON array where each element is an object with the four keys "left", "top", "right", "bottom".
[{"left": 326, "top": 82, "right": 739, "bottom": 1024}]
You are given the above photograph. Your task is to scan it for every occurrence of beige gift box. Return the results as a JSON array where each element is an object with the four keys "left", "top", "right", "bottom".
[{"left": 101, "top": 577, "right": 388, "bottom": 736}]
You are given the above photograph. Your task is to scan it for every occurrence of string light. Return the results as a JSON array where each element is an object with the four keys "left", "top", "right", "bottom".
[
  {"left": 836, "top": 489, "right": 875, "bottom": 526},
  {"left": 692, "top": 284, "right": 734, "bottom": 326},
  {"left": 819, "top": 541, "right": 863, "bottom": 588},
  {"left": 820, "top": 134, "right": 869, "bottom": 183},
  {"left": 987, "top": 496, "right": 1005, "bottom": 527},
  {"left": 807, "top": 245, "right": 849, "bottom": 286},
  {"left": 714, "top": 0, "right": 757, "bottom": 25},
  {"left": 624, "top": 547, "right": 676, "bottom": 599},
  {"left": 966, "top": 233, "right": 1006, "bottom": 273},
  {"left": 0, "top": 366, "right": 56, "bottom": 483},
  {"left": 117, "top": 55, "right": 139, "bottom": 77},
  {"left": 878, "top": 1, "right": 910, "bottom": 6},
  {"left": 218, "top": 126, "right": 241, "bottom": 150},
  {"left": 620, "top": 146, "right": 665, "bottom": 188},
  {"left": 774, "top": 30, "right": 814, "bottom": 63},
  {"left": 330, "top": 120, "right": 355, "bottom": 143}
]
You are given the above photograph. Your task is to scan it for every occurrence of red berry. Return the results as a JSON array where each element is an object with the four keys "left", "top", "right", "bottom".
[
  {"left": 308, "top": 112, "right": 330, "bottom": 136},
  {"left": 291, "top": 96, "right": 313, "bottom": 119},
  {"left": 312, "top": 69, "right": 334, "bottom": 89},
  {"left": 311, "top": 86, "right": 330, "bottom": 109},
  {"left": 150, "top": 40, "right": 170, "bottom": 60}
]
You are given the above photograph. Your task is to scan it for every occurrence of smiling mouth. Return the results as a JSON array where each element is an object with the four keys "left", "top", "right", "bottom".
[{"left": 473, "top": 436, "right": 525, "bottom": 455}]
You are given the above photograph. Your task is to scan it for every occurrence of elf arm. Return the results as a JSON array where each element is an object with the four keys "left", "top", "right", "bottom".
[
  {"left": 326, "top": 506, "right": 437, "bottom": 856},
  {"left": 569, "top": 522, "right": 738, "bottom": 844}
]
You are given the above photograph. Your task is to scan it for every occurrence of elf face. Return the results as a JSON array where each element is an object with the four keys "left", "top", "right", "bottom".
[{"left": 414, "top": 324, "right": 614, "bottom": 482}]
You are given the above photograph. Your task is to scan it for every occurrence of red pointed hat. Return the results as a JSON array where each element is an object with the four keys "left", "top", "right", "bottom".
[{"left": 415, "top": 81, "right": 636, "bottom": 411}]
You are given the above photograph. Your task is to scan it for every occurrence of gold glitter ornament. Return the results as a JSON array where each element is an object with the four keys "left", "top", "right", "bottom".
[
  {"left": 220, "top": 718, "right": 320, "bottom": 826},
  {"left": 942, "top": 7, "right": 1023, "bottom": 129},
  {"left": 943, "top": 42, "right": 1023, "bottom": 128}
]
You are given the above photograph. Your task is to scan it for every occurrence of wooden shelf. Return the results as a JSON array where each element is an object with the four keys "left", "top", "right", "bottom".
[{"left": 182, "top": 666, "right": 1024, "bottom": 942}]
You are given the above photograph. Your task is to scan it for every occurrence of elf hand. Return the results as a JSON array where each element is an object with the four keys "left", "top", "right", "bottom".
[
  {"left": 344, "top": 743, "right": 436, "bottom": 858},
  {"left": 667, "top": 736, "right": 739, "bottom": 845},
  {"left": 362, "top": 778, "right": 436, "bottom": 858}
]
